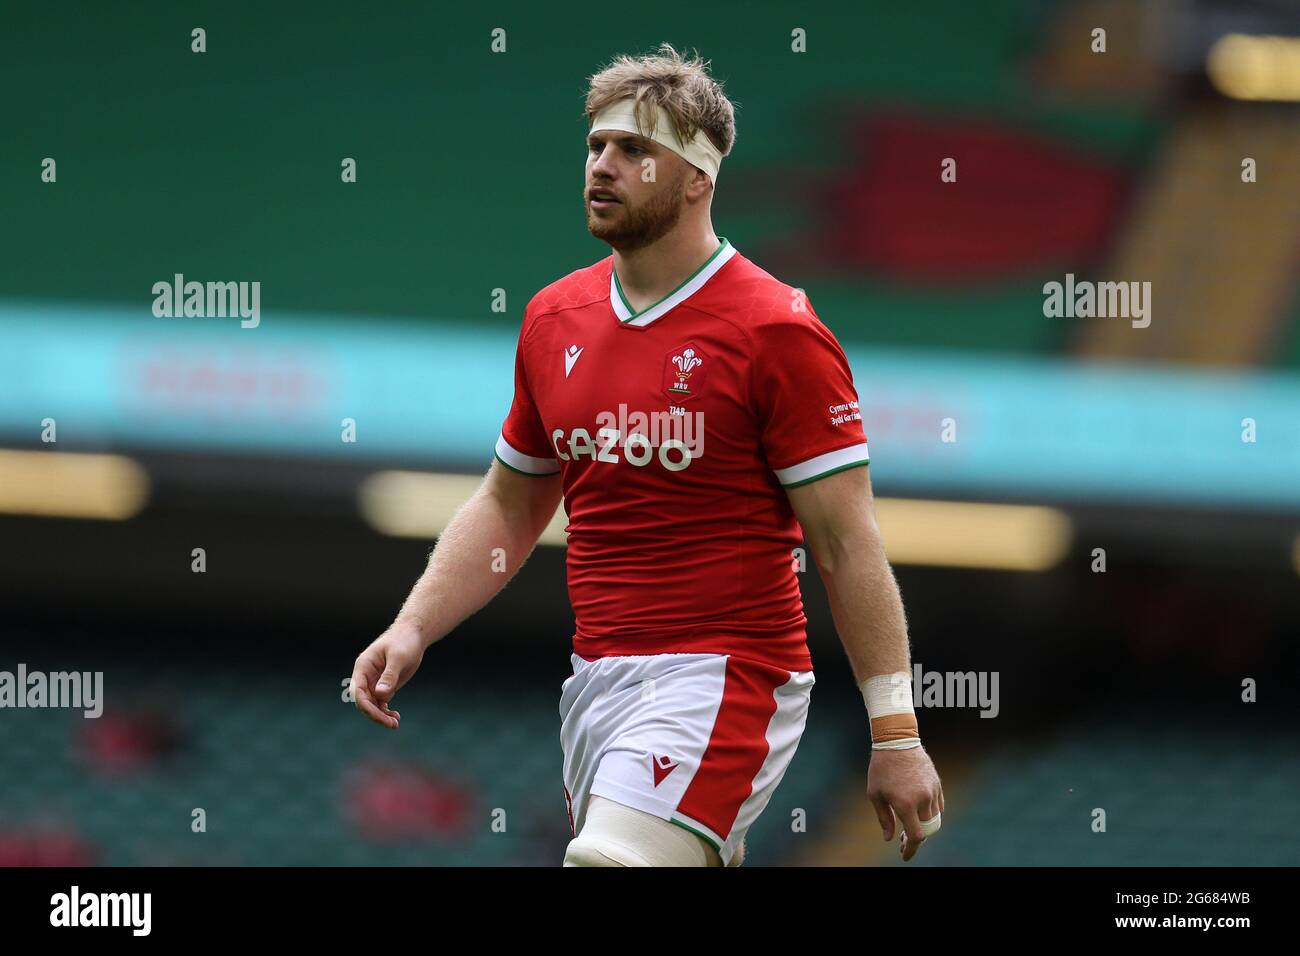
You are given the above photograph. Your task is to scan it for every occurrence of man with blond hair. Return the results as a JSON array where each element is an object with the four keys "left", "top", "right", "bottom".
[{"left": 351, "top": 43, "right": 944, "bottom": 867}]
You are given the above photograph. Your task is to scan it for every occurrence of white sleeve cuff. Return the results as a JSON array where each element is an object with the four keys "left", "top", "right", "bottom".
[
  {"left": 495, "top": 433, "right": 560, "bottom": 476},
  {"left": 774, "top": 442, "right": 870, "bottom": 487}
]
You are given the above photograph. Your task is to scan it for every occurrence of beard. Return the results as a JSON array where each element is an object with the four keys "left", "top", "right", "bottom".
[{"left": 585, "top": 174, "right": 688, "bottom": 251}]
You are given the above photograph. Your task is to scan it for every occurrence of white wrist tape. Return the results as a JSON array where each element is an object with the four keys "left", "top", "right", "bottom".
[{"left": 861, "top": 672, "right": 921, "bottom": 751}]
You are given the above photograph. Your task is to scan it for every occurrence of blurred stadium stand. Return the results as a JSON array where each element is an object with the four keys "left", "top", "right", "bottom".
[{"left": 2, "top": 0, "right": 1298, "bottom": 865}]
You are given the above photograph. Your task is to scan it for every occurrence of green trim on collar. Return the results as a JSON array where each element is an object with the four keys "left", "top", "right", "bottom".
[{"left": 612, "top": 237, "right": 733, "bottom": 324}]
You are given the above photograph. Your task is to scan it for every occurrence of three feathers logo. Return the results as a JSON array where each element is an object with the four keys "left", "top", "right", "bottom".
[
  {"left": 664, "top": 344, "right": 707, "bottom": 401},
  {"left": 670, "top": 348, "right": 702, "bottom": 390}
]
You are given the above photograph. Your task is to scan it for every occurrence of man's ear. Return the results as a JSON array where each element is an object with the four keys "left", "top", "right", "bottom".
[{"left": 687, "top": 168, "right": 714, "bottom": 201}]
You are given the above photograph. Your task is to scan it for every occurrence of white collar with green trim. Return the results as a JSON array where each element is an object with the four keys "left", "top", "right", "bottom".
[{"left": 609, "top": 238, "right": 737, "bottom": 328}]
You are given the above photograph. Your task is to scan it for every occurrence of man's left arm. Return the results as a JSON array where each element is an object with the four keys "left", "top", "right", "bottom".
[{"left": 785, "top": 463, "right": 945, "bottom": 861}]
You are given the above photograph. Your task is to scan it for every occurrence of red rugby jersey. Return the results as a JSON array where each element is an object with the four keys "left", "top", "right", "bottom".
[{"left": 495, "top": 239, "right": 869, "bottom": 672}]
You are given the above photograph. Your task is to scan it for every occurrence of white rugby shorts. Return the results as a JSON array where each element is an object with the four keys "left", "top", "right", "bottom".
[{"left": 559, "top": 651, "right": 815, "bottom": 866}]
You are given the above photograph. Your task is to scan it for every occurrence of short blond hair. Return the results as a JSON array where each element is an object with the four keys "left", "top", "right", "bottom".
[{"left": 585, "top": 43, "right": 736, "bottom": 159}]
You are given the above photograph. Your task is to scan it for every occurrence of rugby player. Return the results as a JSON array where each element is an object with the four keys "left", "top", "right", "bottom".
[{"left": 351, "top": 43, "right": 944, "bottom": 867}]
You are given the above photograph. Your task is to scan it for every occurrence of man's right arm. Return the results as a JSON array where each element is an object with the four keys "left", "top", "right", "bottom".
[{"left": 351, "top": 458, "right": 562, "bottom": 727}]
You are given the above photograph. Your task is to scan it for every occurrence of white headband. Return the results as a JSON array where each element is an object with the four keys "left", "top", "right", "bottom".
[{"left": 589, "top": 99, "right": 723, "bottom": 185}]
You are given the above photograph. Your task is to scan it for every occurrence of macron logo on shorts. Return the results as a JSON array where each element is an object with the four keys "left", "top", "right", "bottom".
[{"left": 651, "top": 754, "right": 678, "bottom": 787}]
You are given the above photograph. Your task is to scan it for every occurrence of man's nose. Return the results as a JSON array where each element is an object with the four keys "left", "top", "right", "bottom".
[{"left": 589, "top": 144, "right": 618, "bottom": 179}]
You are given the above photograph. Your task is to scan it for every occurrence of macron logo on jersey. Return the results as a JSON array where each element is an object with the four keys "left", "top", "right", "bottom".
[
  {"left": 651, "top": 754, "right": 678, "bottom": 787},
  {"left": 564, "top": 344, "right": 584, "bottom": 378}
]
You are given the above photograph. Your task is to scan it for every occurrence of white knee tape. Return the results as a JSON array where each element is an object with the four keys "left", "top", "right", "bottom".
[
  {"left": 563, "top": 836, "right": 651, "bottom": 867},
  {"left": 563, "top": 795, "right": 719, "bottom": 867}
]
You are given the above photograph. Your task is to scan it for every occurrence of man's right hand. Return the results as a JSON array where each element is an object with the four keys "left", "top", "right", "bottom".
[{"left": 351, "top": 620, "right": 427, "bottom": 729}]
